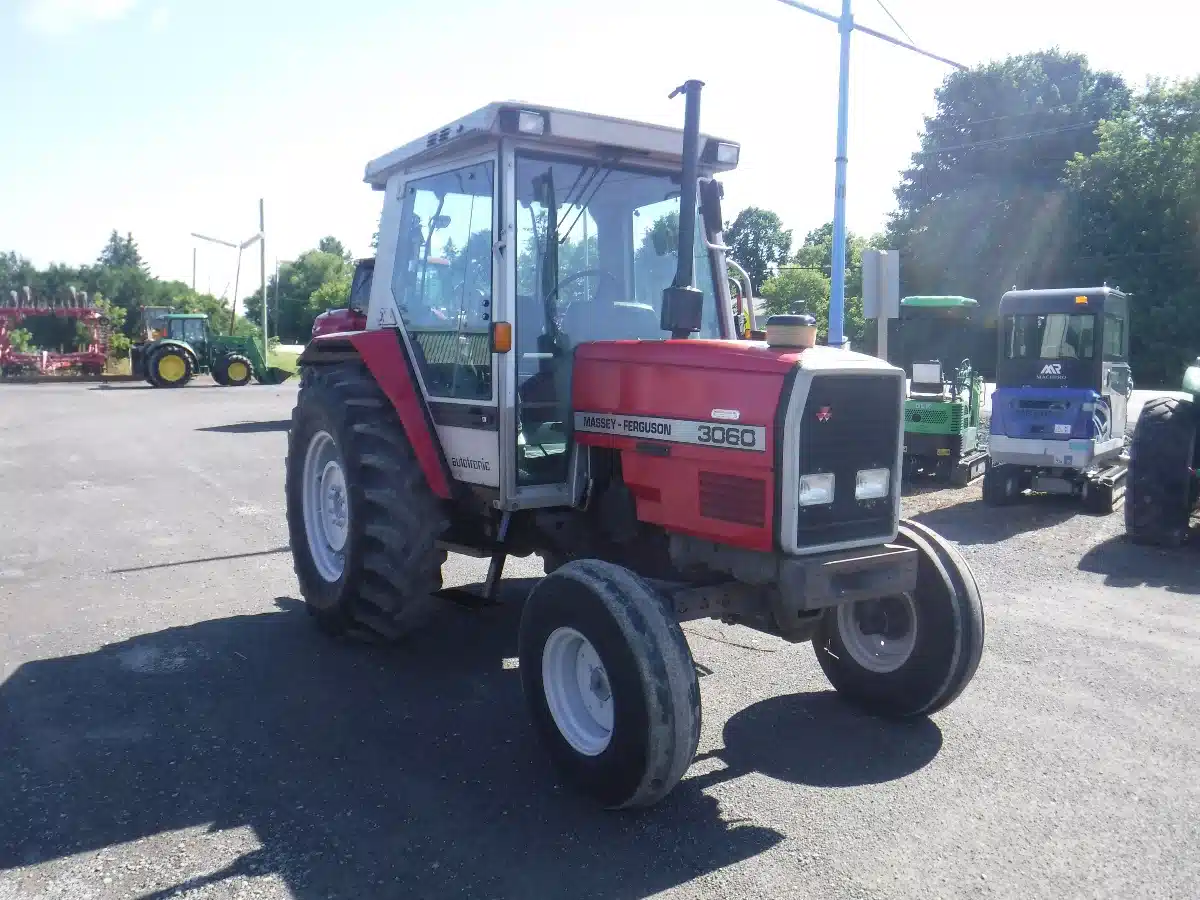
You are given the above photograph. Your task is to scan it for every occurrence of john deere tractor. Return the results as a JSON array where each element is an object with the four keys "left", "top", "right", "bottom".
[{"left": 130, "top": 309, "right": 291, "bottom": 388}]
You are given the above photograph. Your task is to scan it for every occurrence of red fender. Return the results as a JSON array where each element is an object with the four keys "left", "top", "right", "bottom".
[{"left": 347, "top": 329, "right": 454, "bottom": 500}]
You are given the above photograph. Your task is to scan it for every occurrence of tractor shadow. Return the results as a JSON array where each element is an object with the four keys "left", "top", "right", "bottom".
[
  {"left": 1079, "top": 530, "right": 1200, "bottom": 595},
  {"left": 690, "top": 692, "right": 942, "bottom": 792},
  {"left": 197, "top": 419, "right": 292, "bottom": 434},
  {"left": 0, "top": 589, "right": 785, "bottom": 900},
  {"left": 912, "top": 496, "right": 1080, "bottom": 545}
]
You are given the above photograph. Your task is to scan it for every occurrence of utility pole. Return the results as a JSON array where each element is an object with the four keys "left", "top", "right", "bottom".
[
  {"left": 775, "top": 0, "right": 966, "bottom": 346},
  {"left": 192, "top": 247, "right": 197, "bottom": 292},
  {"left": 259, "top": 199, "right": 268, "bottom": 353}
]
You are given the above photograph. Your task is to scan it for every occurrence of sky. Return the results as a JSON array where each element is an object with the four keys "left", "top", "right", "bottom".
[{"left": 1, "top": 0, "right": 1197, "bottom": 301}]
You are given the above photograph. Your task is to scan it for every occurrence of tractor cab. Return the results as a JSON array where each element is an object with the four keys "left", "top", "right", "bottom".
[
  {"left": 353, "top": 86, "right": 743, "bottom": 503},
  {"left": 985, "top": 286, "right": 1132, "bottom": 510},
  {"left": 164, "top": 314, "right": 210, "bottom": 358}
]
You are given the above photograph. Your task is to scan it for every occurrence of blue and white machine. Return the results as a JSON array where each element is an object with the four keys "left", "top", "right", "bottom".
[{"left": 983, "top": 286, "right": 1133, "bottom": 513}]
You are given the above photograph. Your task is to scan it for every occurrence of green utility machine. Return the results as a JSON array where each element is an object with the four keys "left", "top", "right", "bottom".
[
  {"left": 895, "top": 296, "right": 989, "bottom": 485},
  {"left": 130, "top": 308, "right": 291, "bottom": 388}
]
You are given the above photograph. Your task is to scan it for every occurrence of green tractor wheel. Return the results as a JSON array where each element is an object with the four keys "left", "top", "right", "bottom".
[
  {"left": 215, "top": 353, "right": 254, "bottom": 387},
  {"left": 151, "top": 347, "right": 193, "bottom": 388}
]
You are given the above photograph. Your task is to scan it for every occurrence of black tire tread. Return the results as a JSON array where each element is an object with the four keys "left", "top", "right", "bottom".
[
  {"left": 217, "top": 353, "right": 254, "bottom": 387},
  {"left": 1125, "top": 395, "right": 1196, "bottom": 547},
  {"left": 286, "top": 362, "right": 447, "bottom": 640},
  {"left": 150, "top": 346, "right": 192, "bottom": 388}
]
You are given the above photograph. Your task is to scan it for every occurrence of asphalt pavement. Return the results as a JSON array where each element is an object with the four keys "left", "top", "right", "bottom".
[{"left": 1, "top": 381, "right": 1198, "bottom": 900}]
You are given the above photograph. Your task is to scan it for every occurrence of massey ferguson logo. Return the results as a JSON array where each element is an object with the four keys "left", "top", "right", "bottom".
[
  {"left": 1039, "top": 363, "right": 1063, "bottom": 377},
  {"left": 816, "top": 406, "right": 832, "bottom": 422}
]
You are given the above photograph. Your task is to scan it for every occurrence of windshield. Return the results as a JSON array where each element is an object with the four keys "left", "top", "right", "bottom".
[
  {"left": 514, "top": 153, "right": 719, "bottom": 350},
  {"left": 1005, "top": 313, "right": 1095, "bottom": 360}
]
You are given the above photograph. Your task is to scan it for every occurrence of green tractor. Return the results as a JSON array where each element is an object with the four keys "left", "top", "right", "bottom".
[
  {"left": 894, "top": 296, "right": 989, "bottom": 486},
  {"left": 130, "top": 309, "right": 291, "bottom": 388},
  {"left": 1125, "top": 359, "right": 1200, "bottom": 547}
]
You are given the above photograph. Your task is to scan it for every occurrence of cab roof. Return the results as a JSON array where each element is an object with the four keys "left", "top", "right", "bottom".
[
  {"left": 999, "top": 286, "right": 1129, "bottom": 315},
  {"left": 364, "top": 101, "right": 741, "bottom": 188},
  {"left": 901, "top": 296, "right": 978, "bottom": 308}
]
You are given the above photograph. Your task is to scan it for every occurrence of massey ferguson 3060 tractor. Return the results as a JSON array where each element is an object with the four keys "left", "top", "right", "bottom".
[{"left": 287, "top": 81, "right": 985, "bottom": 809}]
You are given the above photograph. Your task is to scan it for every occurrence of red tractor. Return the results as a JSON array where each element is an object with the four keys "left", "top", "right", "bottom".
[{"left": 287, "top": 81, "right": 985, "bottom": 809}]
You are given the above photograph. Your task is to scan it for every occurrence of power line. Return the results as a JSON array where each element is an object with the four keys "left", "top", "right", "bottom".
[
  {"left": 923, "top": 103, "right": 1113, "bottom": 136},
  {"left": 873, "top": 0, "right": 915, "bottom": 45},
  {"left": 913, "top": 121, "right": 1102, "bottom": 156}
]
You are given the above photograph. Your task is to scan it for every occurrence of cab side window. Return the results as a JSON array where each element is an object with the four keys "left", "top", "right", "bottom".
[
  {"left": 1103, "top": 313, "right": 1125, "bottom": 360},
  {"left": 391, "top": 161, "right": 495, "bottom": 402},
  {"left": 182, "top": 319, "right": 205, "bottom": 343}
]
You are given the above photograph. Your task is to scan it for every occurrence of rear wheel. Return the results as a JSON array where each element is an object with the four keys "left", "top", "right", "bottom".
[
  {"left": 215, "top": 353, "right": 253, "bottom": 387},
  {"left": 982, "top": 463, "right": 1021, "bottom": 505},
  {"left": 813, "top": 519, "right": 984, "bottom": 718},
  {"left": 285, "top": 362, "right": 448, "bottom": 640},
  {"left": 151, "top": 347, "right": 192, "bottom": 388},
  {"left": 518, "top": 559, "right": 701, "bottom": 809},
  {"left": 1125, "top": 396, "right": 1197, "bottom": 547}
]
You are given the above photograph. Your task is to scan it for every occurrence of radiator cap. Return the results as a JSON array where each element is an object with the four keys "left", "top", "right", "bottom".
[{"left": 765, "top": 314, "right": 817, "bottom": 350}]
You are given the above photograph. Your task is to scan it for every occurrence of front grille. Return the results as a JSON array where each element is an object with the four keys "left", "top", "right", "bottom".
[
  {"left": 796, "top": 374, "right": 902, "bottom": 546},
  {"left": 699, "top": 472, "right": 767, "bottom": 527}
]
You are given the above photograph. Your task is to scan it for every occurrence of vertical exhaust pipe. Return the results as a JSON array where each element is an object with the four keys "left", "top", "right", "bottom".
[{"left": 661, "top": 79, "right": 706, "bottom": 339}]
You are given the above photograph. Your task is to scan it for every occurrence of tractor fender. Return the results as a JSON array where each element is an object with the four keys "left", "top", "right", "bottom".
[
  {"left": 340, "top": 330, "right": 454, "bottom": 500},
  {"left": 148, "top": 339, "right": 197, "bottom": 366}
]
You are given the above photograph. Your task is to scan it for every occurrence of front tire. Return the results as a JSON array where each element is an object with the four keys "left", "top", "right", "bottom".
[
  {"left": 813, "top": 519, "right": 985, "bottom": 719},
  {"left": 1125, "top": 396, "right": 1197, "bottom": 547},
  {"left": 216, "top": 353, "right": 253, "bottom": 387},
  {"left": 518, "top": 560, "right": 701, "bottom": 809},
  {"left": 285, "top": 362, "right": 448, "bottom": 640}
]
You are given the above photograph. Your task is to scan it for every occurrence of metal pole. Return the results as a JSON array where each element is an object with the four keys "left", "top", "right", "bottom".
[
  {"left": 259, "top": 199, "right": 268, "bottom": 353},
  {"left": 274, "top": 258, "right": 281, "bottom": 342},
  {"left": 192, "top": 247, "right": 196, "bottom": 292},
  {"left": 230, "top": 249, "right": 242, "bottom": 335},
  {"left": 828, "top": 0, "right": 852, "bottom": 348}
]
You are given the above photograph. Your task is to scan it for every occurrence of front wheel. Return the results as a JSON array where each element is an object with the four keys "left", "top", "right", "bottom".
[
  {"left": 1125, "top": 396, "right": 1196, "bottom": 547},
  {"left": 518, "top": 559, "right": 701, "bottom": 809},
  {"left": 982, "top": 463, "right": 1021, "bottom": 506},
  {"left": 813, "top": 519, "right": 984, "bottom": 719}
]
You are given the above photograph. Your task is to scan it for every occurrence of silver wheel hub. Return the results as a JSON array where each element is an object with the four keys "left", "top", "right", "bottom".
[
  {"left": 542, "top": 627, "right": 614, "bottom": 756},
  {"left": 302, "top": 431, "right": 348, "bottom": 582},
  {"left": 836, "top": 595, "right": 918, "bottom": 674}
]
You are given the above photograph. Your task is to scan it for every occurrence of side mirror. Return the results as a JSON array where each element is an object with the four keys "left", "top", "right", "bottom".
[
  {"left": 700, "top": 179, "right": 724, "bottom": 237},
  {"left": 430, "top": 215, "right": 452, "bottom": 230},
  {"left": 661, "top": 285, "right": 703, "bottom": 338}
]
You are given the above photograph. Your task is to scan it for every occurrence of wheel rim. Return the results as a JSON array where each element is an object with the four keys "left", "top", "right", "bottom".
[
  {"left": 302, "top": 431, "right": 349, "bottom": 582},
  {"left": 541, "top": 626, "right": 614, "bottom": 756},
  {"left": 836, "top": 595, "right": 918, "bottom": 674},
  {"left": 228, "top": 361, "right": 249, "bottom": 382},
  {"left": 158, "top": 354, "right": 186, "bottom": 382}
]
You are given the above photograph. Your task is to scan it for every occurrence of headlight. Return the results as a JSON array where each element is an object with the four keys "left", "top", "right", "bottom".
[
  {"left": 798, "top": 473, "right": 835, "bottom": 506},
  {"left": 855, "top": 467, "right": 891, "bottom": 500}
]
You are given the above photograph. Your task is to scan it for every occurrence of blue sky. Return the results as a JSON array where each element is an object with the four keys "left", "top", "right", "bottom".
[{"left": 1, "top": 0, "right": 1196, "bottom": 301}]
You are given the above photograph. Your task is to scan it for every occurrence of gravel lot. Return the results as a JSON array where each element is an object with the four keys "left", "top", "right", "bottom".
[{"left": 1, "top": 381, "right": 1198, "bottom": 900}]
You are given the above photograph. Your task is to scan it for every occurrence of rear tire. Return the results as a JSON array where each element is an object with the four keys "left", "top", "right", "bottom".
[
  {"left": 150, "top": 347, "right": 192, "bottom": 388},
  {"left": 813, "top": 519, "right": 985, "bottom": 719},
  {"left": 285, "top": 362, "right": 448, "bottom": 640},
  {"left": 518, "top": 559, "right": 701, "bottom": 809},
  {"left": 982, "top": 463, "right": 1021, "bottom": 506},
  {"left": 1125, "top": 396, "right": 1197, "bottom": 547}
]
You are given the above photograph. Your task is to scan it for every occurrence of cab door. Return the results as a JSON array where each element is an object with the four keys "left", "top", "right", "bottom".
[
  {"left": 373, "top": 153, "right": 502, "bottom": 491},
  {"left": 1100, "top": 311, "right": 1131, "bottom": 445}
]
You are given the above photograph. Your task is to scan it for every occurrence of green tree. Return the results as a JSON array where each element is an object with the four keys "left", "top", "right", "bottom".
[
  {"left": 97, "top": 230, "right": 147, "bottom": 271},
  {"left": 1064, "top": 76, "right": 1200, "bottom": 384},
  {"left": 725, "top": 207, "right": 792, "bottom": 290},
  {"left": 317, "top": 236, "right": 352, "bottom": 262},
  {"left": 247, "top": 246, "right": 352, "bottom": 342},
  {"left": 760, "top": 268, "right": 829, "bottom": 317},
  {"left": 887, "top": 51, "right": 1131, "bottom": 311}
]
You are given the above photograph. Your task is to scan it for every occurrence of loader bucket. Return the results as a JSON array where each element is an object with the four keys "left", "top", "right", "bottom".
[{"left": 256, "top": 367, "right": 294, "bottom": 385}]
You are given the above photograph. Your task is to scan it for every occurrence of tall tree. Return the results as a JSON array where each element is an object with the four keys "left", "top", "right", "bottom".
[
  {"left": 1064, "top": 77, "right": 1200, "bottom": 384},
  {"left": 887, "top": 51, "right": 1131, "bottom": 317},
  {"left": 97, "top": 230, "right": 147, "bottom": 271},
  {"left": 725, "top": 207, "right": 792, "bottom": 290}
]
